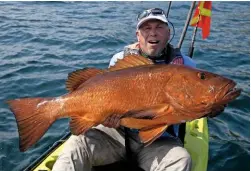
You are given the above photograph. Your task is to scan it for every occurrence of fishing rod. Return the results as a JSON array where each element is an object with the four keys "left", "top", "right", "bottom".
[
  {"left": 188, "top": 14, "right": 200, "bottom": 58},
  {"left": 177, "top": 2, "right": 196, "bottom": 52},
  {"left": 188, "top": 2, "right": 203, "bottom": 58},
  {"left": 166, "top": 1, "right": 172, "bottom": 18}
]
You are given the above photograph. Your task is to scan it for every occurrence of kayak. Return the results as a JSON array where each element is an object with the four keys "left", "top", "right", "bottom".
[
  {"left": 185, "top": 118, "right": 209, "bottom": 171},
  {"left": 24, "top": 118, "right": 209, "bottom": 171}
]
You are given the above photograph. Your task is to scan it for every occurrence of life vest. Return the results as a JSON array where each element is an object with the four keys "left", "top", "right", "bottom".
[{"left": 123, "top": 42, "right": 184, "bottom": 65}]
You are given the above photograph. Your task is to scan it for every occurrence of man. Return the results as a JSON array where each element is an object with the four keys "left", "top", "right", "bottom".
[{"left": 53, "top": 8, "right": 193, "bottom": 171}]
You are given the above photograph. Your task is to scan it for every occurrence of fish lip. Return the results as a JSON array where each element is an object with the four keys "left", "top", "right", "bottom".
[
  {"left": 215, "top": 80, "right": 242, "bottom": 104},
  {"left": 223, "top": 87, "right": 242, "bottom": 101}
]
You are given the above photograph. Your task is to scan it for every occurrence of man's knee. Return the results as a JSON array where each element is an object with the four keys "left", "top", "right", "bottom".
[
  {"left": 139, "top": 140, "right": 192, "bottom": 171},
  {"left": 180, "top": 149, "right": 192, "bottom": 168},
  {"left": 177, "top": 146, "right": 192, "bottom": 161},
  {"left": 52, "top": 135, "right": 91, "bottom": 171},
  {"left": 152, "top": 146, "right": 192, "bottom": 171},
  {"left": 169, "top": 146, "right": 192, "bottom": 171}
]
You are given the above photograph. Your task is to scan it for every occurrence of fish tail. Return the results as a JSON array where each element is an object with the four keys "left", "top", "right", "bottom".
[{"left": 7, "top": 97, "right": 62, "bottom": 152}]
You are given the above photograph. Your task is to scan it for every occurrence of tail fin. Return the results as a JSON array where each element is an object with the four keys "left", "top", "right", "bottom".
[{"left": 7, "top": 97, "right": 62, "bottom": 152}]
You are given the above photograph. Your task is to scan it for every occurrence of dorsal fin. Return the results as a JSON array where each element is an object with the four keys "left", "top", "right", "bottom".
[
  {"left": 109, "top": 54, "right": 154, "bottom": 72},
  {"left": 66, "top": 68, "right": 104, "bottom": 92}
]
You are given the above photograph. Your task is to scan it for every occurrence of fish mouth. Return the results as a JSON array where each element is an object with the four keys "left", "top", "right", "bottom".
[
  {"left": 200, "top": 81, "right": 242, "bottom": 118},
  {"left": 216, "top": 81, "right": 242, "bottom": 105}
]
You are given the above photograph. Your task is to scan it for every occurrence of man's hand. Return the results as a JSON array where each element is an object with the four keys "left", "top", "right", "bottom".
[{"left": 102, "top": 114, "right": 121, "bottom": 128}]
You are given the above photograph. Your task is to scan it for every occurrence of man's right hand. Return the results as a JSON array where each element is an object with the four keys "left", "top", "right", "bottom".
[
  {"left": 102, "top": 114, "right": 121, "bottom": 128},
  {"left": 207, "top": 105, "right": 226, "bottom": 118}
]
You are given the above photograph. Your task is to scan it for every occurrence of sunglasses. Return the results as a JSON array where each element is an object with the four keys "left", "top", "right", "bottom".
[{"left": 137, "top": 8, "right": 166, "bottom": 21}]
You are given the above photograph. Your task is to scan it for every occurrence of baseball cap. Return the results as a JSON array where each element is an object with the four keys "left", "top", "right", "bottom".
[{"left": 137, "top": 8, "right": 169, "bottom": 30}]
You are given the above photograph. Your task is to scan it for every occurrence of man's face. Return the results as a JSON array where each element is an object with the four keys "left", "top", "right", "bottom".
[{"left": 136, "top": 20, "right": 170, "bottom": 56}]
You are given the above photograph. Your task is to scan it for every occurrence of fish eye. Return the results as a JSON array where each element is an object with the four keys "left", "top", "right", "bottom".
[{"left": 198, "top": 72, "right": 206, "bottom": 80}]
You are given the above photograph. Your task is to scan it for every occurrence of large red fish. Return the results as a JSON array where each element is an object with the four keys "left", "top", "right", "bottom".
[{"left": 7, "top": 55, "right": 241, "bottom": 152}]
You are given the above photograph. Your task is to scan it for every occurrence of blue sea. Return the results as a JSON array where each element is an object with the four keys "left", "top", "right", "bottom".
[{"left": 0, "top": 1, "right": 249, "bottom": 171}]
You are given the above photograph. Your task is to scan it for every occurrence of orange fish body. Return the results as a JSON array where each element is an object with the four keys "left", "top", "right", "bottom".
[
  {"left": 7, "top": 55, "right": 241, "bottom": 151},
  {"left": 64, "top": 65, "right": 171, "bottom": 121}
]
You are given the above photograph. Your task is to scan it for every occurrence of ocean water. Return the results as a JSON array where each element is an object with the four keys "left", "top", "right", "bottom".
[{"left": 0, "top": 1, "right": 249, "bottom": 171}]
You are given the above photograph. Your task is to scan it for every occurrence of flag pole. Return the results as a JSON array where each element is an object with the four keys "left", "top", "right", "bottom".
[{"left": 177, "top": 1, "right": 196, "bottom": 49}]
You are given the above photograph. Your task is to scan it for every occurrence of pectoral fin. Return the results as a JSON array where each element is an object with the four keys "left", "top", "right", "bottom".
[
  {"left": 124, "top": 103, "right": 173, "bottom": 119},
  {"left": 139, "top": 125, "right": 168, "bottom": 146},
  {"left": 120, "top": 104, "right": 173, "bottom": 129}
]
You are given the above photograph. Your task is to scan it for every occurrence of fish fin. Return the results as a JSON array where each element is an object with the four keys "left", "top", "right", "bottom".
[
  {"left": 109, "top": 54, "right": 154, "bottom": 71},
  {"left": 124, "top": 104, "right": 172, "bottom": 119},
  {"left": 66, "top": 68, "right": 104, "bottom": 92},
  {"left": 120, "top": 104, "right": 173, "bottom": 129},
  {"left": 70, "top": 116, "right": 96, "bottom": 135},
  {"left": 121, "top": 112, "right": 194, "bottom": 130},
  {"left": 139, "top": 125, "right": 168, "bottom": 146},
  {"left": 7, "top": 97, "right": 61, "bottom": 152}
]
